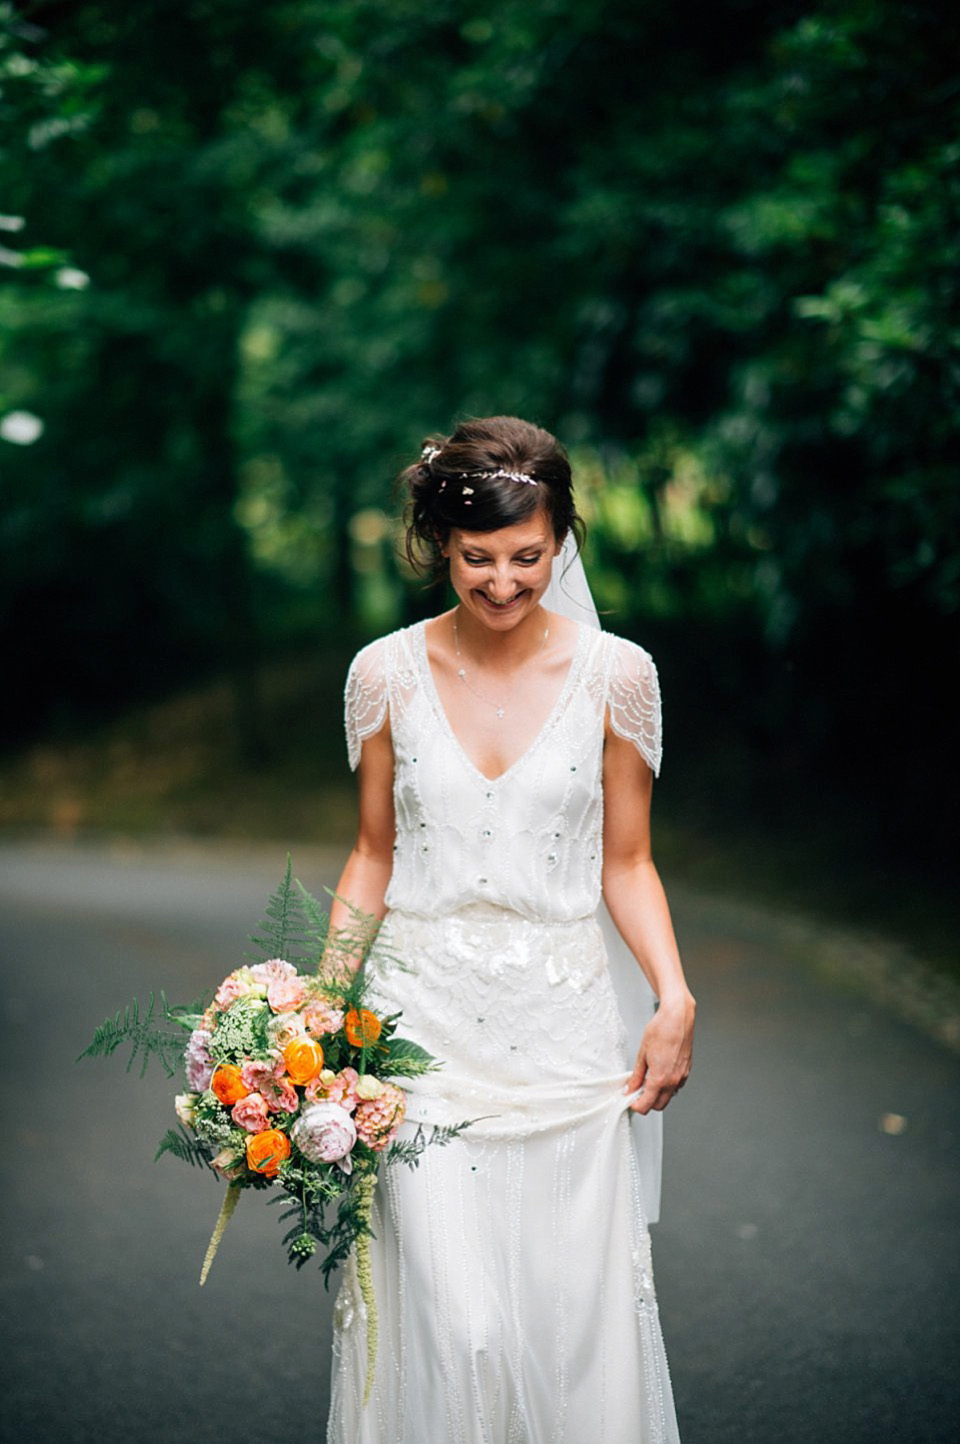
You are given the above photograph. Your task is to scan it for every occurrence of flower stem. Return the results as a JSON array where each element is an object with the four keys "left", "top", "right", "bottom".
[{"left": 199, "top": 1181, "right": 241, "bottom": 1287}]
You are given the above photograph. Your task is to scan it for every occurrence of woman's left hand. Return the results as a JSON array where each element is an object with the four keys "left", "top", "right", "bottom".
[{"left": 626, "top": 992, "right": 696, "bottom": 1114}]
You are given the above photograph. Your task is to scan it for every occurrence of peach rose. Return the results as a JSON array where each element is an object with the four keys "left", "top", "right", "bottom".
[
  {"left": 210, "top": 1147, "right": 245, "bottom": 1181},
  {"left": 268, "top": 1012, "right": 306, "bottom": 1050}
]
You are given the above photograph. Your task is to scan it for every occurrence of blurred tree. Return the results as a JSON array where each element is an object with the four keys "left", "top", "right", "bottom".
[
  {"left": 2, "top": 1, "right": 340, "bottom": 753},
  {"left": 2, "top": 0, "right": 957, "bottom": 858}
]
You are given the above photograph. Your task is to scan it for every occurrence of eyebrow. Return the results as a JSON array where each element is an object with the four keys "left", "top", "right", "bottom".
[{"left": 458, "top": 538, "right": 549, "bottom": 557}]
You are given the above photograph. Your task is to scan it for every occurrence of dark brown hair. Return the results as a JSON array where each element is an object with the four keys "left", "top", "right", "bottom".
[{"left": 402, "top": 416, "right": 585, "bottom": 575}]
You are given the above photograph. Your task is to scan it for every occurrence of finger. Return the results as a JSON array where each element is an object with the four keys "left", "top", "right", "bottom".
[{"left": 625, "top": 1049, "right": 648, "bottom": 1095}]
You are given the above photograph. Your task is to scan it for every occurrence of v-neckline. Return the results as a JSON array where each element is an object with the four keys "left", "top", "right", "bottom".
[{"left": 416, "top": 618, "right": 588, "bottom": 785}]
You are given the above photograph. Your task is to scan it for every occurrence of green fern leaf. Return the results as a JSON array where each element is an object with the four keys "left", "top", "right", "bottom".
[
  {"left": 78, "top": 992, "right": 187, "bottom": 1078},
  {"left": 246, "top": 855, "right": 314, "bottom": 966},
  {"left": 155, "top": 1126, "right": 213, "bottom": 1168},
  {"left": 379, "top": 1036, "right": 440, "bottom": 1078}
]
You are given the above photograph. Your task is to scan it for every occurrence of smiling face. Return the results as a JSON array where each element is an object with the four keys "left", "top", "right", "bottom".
[{"left": 443, "top": 509, "right": 562, "bottom": 631}]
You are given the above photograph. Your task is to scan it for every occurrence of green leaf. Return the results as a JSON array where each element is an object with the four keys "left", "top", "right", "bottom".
[{"left": 155, "top": 1126, "right": 213, "bottom": 1169}]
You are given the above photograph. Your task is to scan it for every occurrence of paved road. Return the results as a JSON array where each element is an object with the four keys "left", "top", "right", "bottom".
[{"left": 1, "top": 841, "right": 957, "bottom": 1444}]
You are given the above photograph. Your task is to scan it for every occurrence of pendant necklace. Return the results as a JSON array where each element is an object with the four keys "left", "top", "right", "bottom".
[{"left": 451, "top": 612, "right": 549, "bottom": 719}]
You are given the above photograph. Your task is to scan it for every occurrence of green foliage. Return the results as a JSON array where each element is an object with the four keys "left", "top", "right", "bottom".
[
  {"left": 155, "top": 1126, "right": 213, "bottom": 1169},
  {"left": 4, "top": 0, "right": 957, "bottom": 849},
  {"left": 272, "top": 1160, "right": 379, "bottom": 1283},
  {"left": 77, "top": 992, "right": 191, "bottom": 1078},
  {"left": 378, "top": 1036, "right": 440, "bottom": 1080},
  {"left": 246, "top": 854, "right": 315, "bottom": 968},
  {"left": 385, "top": 1119, "right": 475, "bottom": 1168}
]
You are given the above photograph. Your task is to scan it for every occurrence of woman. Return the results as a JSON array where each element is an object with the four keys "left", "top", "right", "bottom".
[{"left": 327, "top": 416, "right": 695, "bottom": 1444}]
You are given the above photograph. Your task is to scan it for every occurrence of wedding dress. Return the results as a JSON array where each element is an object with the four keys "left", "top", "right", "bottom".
[{"left": 328, "top": 617, "right": 681, "bottom": 1444}]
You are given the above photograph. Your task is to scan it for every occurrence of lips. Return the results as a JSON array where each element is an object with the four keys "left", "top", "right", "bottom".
[{"left": 476, "top": 590, "right": 526, "bottom": 610}]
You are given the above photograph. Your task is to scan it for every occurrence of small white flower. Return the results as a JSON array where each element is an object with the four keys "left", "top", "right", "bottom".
[{"left": 355, "top": 1074, "right": 384, "bottom": 1101}]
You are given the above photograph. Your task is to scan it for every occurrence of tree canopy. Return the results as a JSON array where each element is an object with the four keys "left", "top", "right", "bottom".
[{"left": 2, "top": 0, "right": 957, "bottom": 850}]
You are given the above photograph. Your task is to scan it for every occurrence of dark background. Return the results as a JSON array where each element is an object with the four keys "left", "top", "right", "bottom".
[{"left": 1, "top": 0, "right": 958, "bottom": 959}]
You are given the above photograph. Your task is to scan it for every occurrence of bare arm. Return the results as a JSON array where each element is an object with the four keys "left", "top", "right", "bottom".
[
  {"left": 325, "top": 717, "right": 396, "bottom": 975},
  {"left": 602, "top": 722, "right": 695, "bottom": 1114}
]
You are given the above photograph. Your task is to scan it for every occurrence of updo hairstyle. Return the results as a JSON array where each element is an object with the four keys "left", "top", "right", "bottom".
[{"left": 402, "top": 415, "right": 585, "bottom": 576}]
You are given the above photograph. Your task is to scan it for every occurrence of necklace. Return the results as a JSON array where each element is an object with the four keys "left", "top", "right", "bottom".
[{"left": 451, "top": 612, "right": 549, "bottom": 719}]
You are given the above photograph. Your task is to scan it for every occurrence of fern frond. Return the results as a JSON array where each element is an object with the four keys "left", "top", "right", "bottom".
[
  {"left": 246, "top": 855, "right": 311, "bottom": 966},
  {"left": 78, "top": 992, "right": 187, "bottom": 1078},
  {"left": 294, "top": 880, "right": 330, "bottom": 945},
  {"left": 379, "top": 1036, "right": 440, "bottom": 1079},
  {"left": 155, "top": 1126, "right": 213, "bottom": 1169},
  {"left": 385, "top": 1119, "right": 476, "bottom": 1168}
]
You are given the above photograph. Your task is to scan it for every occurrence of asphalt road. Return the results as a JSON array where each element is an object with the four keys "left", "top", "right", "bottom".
[{"left": 1, "top": 841, "right": 957, "bottom": 1444}]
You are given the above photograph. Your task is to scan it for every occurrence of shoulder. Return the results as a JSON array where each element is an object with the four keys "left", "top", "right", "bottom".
[
  {"left": 598, "top": 629, "right": 658, "bottom": 684},
  {"left": 345, "top": 621, "right": 423, "bottom": 688},
  {"left": 344, "top": 624, "right": 423, "bottom": 770},
  {"left": 599, "top": 630, "right": 662, "bottom": 776}
]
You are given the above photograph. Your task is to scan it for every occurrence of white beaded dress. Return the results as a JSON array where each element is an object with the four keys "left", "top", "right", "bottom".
[{"left": 328, "top": 618, "right": 681, "bottom": 1444}]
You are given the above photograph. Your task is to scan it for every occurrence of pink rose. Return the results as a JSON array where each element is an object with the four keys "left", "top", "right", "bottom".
[
  {"left": 305, "top": 1066, "right": 359, "bottom": 1113},
  {"left": 267, "top": 975, "right": 307, "bottom": 1013},
  {"left": 260, "top": 1072, "right": 300, "bottom": 1115},
  {"left": 292, "top": 1102, "right": 357, "bottom": 1166},
  {"left": 184, "top": 1027, "right": 214, "bottom": 1091},
  {"left": 238, "top": 1057, "right": 299, "bottom": 1114},
  {"left": 241, "top": 1058, "right": 278, "bottom": 1093},
  {"left": 214, "top": 972, "right": 253, "bottom": 1010},
  {"left": 303, "top": 1000, "right": 345, "bottom": 1038},
  {"left": 231, "top": 1092, "right": 271, "bottom": 1134},
  {"left": 251, "top": 958, "right": 297, "bottom": 984}
]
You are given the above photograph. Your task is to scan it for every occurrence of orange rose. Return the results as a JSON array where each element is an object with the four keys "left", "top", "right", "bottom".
[
  {"left": 345, "top": 1008, "right": 382, "bottom": 1047},
  {"left": 283, "top": 1036, "right": 324, "bottom": 1085},
  {"left": 245, "top": 1129, "right": 291, "bottom": 1177},
  {"left": 211, "top": 1063, "right": 249, "bottom": 1107}
]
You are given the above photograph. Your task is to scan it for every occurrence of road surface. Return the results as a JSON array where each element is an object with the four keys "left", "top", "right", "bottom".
[{"left": 0, "top": 840, "right": 957, "bottom": 1443}]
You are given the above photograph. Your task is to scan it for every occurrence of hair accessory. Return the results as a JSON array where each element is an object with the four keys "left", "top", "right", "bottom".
[
  {"left": 461, "top": 486, "right": 474, "bottom": 495},
  {"left": 459, "top": 467, "right": 538, "bottom": 487},
  {"left": 421, "top": 444, "right": 441, "bottom": 465}
]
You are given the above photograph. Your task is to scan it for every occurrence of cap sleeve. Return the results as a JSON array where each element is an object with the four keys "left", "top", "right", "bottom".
[
  {"left": 344, "top": 637, "right": 389, "bottom": 771},
  {"left": 606, "top": 635, "right": 662, "bottom": 777}
]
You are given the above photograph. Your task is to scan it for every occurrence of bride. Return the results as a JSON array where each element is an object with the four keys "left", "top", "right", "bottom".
[{"left": 326, "top": 416, "right": 695, "bottom": 1443}]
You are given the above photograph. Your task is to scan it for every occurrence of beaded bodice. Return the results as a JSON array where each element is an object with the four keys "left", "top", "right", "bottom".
[{"left": 344, "top": 619, "right": 661, "bottom": 924}]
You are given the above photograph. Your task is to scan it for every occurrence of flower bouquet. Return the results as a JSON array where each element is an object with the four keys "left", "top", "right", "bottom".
[{"left": 80, "top": 859, "right": 466, "bottom": 1400}]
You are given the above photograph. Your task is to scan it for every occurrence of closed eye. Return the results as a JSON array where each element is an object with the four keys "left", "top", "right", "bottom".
[{"left": 463, "top": 553, "right": 543, "bottom": 566}]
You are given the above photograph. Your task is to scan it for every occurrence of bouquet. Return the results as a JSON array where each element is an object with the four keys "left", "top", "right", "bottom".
[{"left": 80, "top": 859, "right": 467, "bottom": 1400}]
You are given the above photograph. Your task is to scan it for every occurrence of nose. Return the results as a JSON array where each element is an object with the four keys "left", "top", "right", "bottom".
[{"left": 484, "top": 561, "right": 519, "bottom": 599}]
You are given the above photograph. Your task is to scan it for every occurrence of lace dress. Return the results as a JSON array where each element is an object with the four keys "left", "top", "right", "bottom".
[{"left": 328, "top": 619, "right": 681, "bottom": 1444}]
